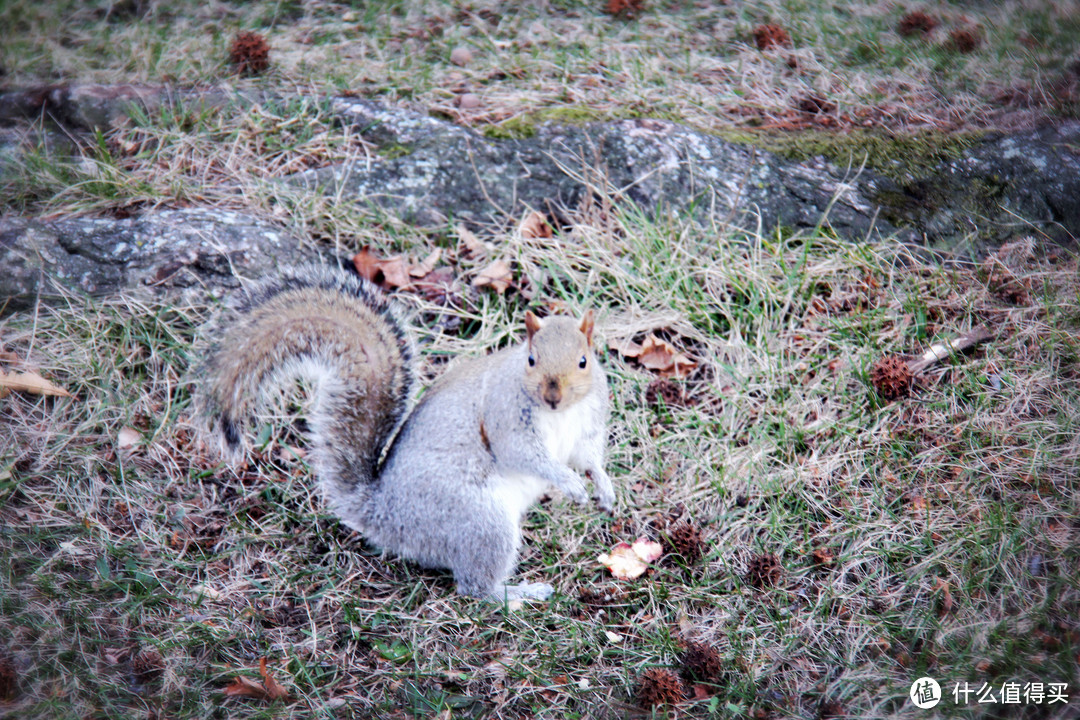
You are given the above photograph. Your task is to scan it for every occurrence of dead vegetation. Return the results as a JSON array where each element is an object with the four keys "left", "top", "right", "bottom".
[
  {"left": 1, "top": 1, "right": 1078, "bottom": 717},
  {"left": 2, "top": 210, "right": 1077, "bottom": 716}
]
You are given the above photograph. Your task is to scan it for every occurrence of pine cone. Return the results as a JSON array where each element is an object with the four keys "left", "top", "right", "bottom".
[
  {"left": 230, "top": 32, "right": 271, "bottom": 75},
  {"left": 680, "top": 641, "right": 724, "bottom": 683},
  {"left": 897, "top": 11, "right": 937, "bottom": 37},
  {"left": 133, "top": 649, "right": 164, "bottom": 683},
  {"left": 870, "top": 355, "right": 913, "bottom": 401},
  {"left": 746, "top": 553, "right": 783, "bottom": 589},
  {"left": 664, "top": 521, "right": 705, "bottom": 564},
  {"left": 752, "top": 23, "right": 791, "bottom": 50},
  {"left": 636, "top": 667, "right": 686, "bottom": 708}
]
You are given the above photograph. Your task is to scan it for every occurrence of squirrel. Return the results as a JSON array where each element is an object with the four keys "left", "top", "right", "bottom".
[{"left": 194, "top": 264, "right": 614, "bottom": 602}]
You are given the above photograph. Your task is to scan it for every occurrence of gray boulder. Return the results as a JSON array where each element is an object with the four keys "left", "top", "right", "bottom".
[{"left": 1, "top": 208, "right": 313, "bottom": 314}]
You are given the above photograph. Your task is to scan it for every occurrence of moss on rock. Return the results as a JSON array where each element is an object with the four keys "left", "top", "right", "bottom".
[{"left": 716, "top": 128, "right": 981, "bottom": 183}]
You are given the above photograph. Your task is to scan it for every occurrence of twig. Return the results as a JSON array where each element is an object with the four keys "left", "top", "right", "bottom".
[{"left": 909, "top": 325, "right": 996, "bottom": 374}]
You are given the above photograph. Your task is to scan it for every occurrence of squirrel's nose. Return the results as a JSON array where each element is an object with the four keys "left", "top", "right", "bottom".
[{"left": 542, "top": 378, "right": 562, "bottom": 408}]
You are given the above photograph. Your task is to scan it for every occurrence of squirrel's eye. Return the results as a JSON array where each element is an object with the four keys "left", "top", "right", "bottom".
[
  {"left": 528, "top": 354, "right": 536, "bottom": 367},
  {"left": 578, "top": 356, "right": 588, "bottom": 369}
]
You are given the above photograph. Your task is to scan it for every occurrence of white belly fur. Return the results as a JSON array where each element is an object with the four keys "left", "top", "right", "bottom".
[
  {"left": 534, "top": 398, "right": 592, "bottom": 466},
  {"left": 490, "top": 473, "right": 548, "bottom": 522}
]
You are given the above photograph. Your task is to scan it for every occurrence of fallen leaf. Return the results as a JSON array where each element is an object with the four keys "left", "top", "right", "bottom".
[
  {"left": 637, "top": 335, "right": 698, "bottom": 378},
  {"left": 598, "top": 537, "right": 664, "bottom": 579},
  {"left": 632, "top": 538, "right": 663, "bottom": 563},
  {"left": 472, "top": 259, "right": 513, "bottom": 294},
  {"left": 223, "top": 658, "right": 288, "bottom": 702},
  {"left": 519, "top": 210, "right": 552, "bottom": 240},
  {"left": 223, "top": 674, "right": 268, "bottom": 700},
  {"left": 932, "top": 578, "right": 953, "bottom": 617},
  {"left": 409, "top": 248, "right": 442, "bottom": 278},
  {"left": 457, "top": 224, "right": 485, "bottom": 258},
  {"left": 258, "top": 658, "right": 289, "bottom": 701},
  {"left": 608, "top": 337, "right": 643, "bottom": 358},
  {"left": 413, "top": 266, "right": 459, "bottom": 305},
  {"left": 811, "top": 547, "right": 835, "bottom": 567},
  {"left": 117, "top": 427, "right": 141, "bottom": 450},
  {"left": 606, "top": 0, "right": 644, "bottom": 16},
  {"left": 0, "top": 369, "right": 71, "bottom": 397},
  {"left": 352, "top": 246, "right": 412, "bottom": 290},
  {"left": 375, "top": 256, "right": 412, "bottom": 290}
]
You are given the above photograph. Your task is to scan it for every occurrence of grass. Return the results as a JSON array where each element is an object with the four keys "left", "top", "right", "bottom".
[
  {"left": 2, "top": 210, "right": 1078, "bottom": 718},
  {"left": 2, "top": 1, "right": 1079, "bottom": 718},
  {"left": 2, "top": 0, "right": 1079, "bottom": 138}
]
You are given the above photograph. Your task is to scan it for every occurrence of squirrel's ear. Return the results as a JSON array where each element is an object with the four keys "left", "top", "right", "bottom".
[
  {"left": 525, "top": 310, "right": 542, "bottom": 341},
  {"left": 579, "top": 310, "right": 595, "bottom": 346}
]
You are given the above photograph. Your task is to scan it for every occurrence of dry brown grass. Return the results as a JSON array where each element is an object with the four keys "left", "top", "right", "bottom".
[
  {"left": 2, "top": 0, "right": 1079, "bottom": 135},
  {"left": 2, "top": 206, "right": 1077, "bottom": 717},
  {"left": 1, "top": 1, "right": 1078, "bottom": 717}
]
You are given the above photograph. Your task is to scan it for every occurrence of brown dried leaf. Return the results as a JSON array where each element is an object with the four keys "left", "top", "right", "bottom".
[
  {"left": 457, "top": 224, "right": 485, "bottom": 258},
  {"left": 258, "top": 658, "right": 289, "bottom": 701},
  {"left": 519, "top": 210, "right": 552, "bottom": 239},
  {"left": 472, "top": 259, "right": 513, "bottom": 294},
  {"left": 377, "top": 256, "right": 412, "bottom": 290},
  {"left": 0, "top": 369, "right": 71, "bottom": 397},
  {"left": 606, "top": 0, "right": 644, "bottom": 16},
  {"left": 637, "top": 335, "right": 697, "bottom": 378},
  {"left": 811, "top": 547, "right": 835, "bottom": 568},
  {"left": 352, "top": 246, "right": 382, "bottom": 283},
  {"left": 352, "top": 246, "right": 412, "bottom": 290},
  {"left": 222, "top": 659, "right": 288, "bottom": 702},
  {"left": 409, "top": 248, "right": 442, "bottom": 278},
  {"left": 223, "top": 674, "right": 270, "bottom": 700},
  {"left": 609, "top": 337, "right": 643, "bottom": 359},
  {"left": 932, "top": 578, "right": 954, "bottom": 617}
]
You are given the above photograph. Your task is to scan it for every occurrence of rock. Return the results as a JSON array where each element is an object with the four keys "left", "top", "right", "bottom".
[
  {"left": 455, "top": 93, "right": 481, "bottom": 109},
  {"left": 301, "top": 102, "right": 893, "bottom": 240},
  {"left": 0, "top": 84, "right": 276, "bottom": 131},
  {"left": 870, "top": 122, "right": 1080, "bottom": 252},
  {"left": 0, "top": 208, "right": 314, "bottom": 314},
  {"left": 2, "top": 84, "right": 1079, "bottom": 315},
  {"left": 449, "top": 47, "right": 473, "bottom": 67}
]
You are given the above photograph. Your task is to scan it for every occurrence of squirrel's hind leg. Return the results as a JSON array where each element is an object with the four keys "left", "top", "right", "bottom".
[
  {"left": 489, "top": 582, "right": 554, "bottom": 603},
  {"left": 451, "top": 514, "right": 554, "bottom": 602}
]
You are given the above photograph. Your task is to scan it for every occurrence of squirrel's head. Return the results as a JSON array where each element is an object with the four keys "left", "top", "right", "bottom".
[{"left": 523, "top": 310, "right": 596, "bottom": 411}]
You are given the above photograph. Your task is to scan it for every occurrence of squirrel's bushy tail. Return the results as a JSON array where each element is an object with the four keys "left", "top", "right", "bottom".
[{"left": 194, "top": 265, "right": 415, "bottom": 516}]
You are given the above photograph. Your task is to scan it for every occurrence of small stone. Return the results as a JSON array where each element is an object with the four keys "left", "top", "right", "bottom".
[
  {"left": 450, "top": 47, "right": 473, "bottom": 67},
  {"left": 456, "top": 93, "right": 481, "bottom": 109}
]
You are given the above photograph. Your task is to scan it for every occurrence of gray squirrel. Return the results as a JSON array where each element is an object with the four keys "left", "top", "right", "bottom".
[{"left": 194, "top": 264, "right": 614, "bottom": 602}]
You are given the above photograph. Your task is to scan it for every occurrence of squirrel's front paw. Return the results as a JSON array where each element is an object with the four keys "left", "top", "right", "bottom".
[
  {"left": 558, "top": 474, "right": 589, "bottom": 504},
  {"left": 588, "top": 469, "right": 616, "bottom": 512}
]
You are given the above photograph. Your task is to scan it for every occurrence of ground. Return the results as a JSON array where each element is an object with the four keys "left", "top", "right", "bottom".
[{"left": 1, "top": 1, "right": 1079, "bottom": 719}]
